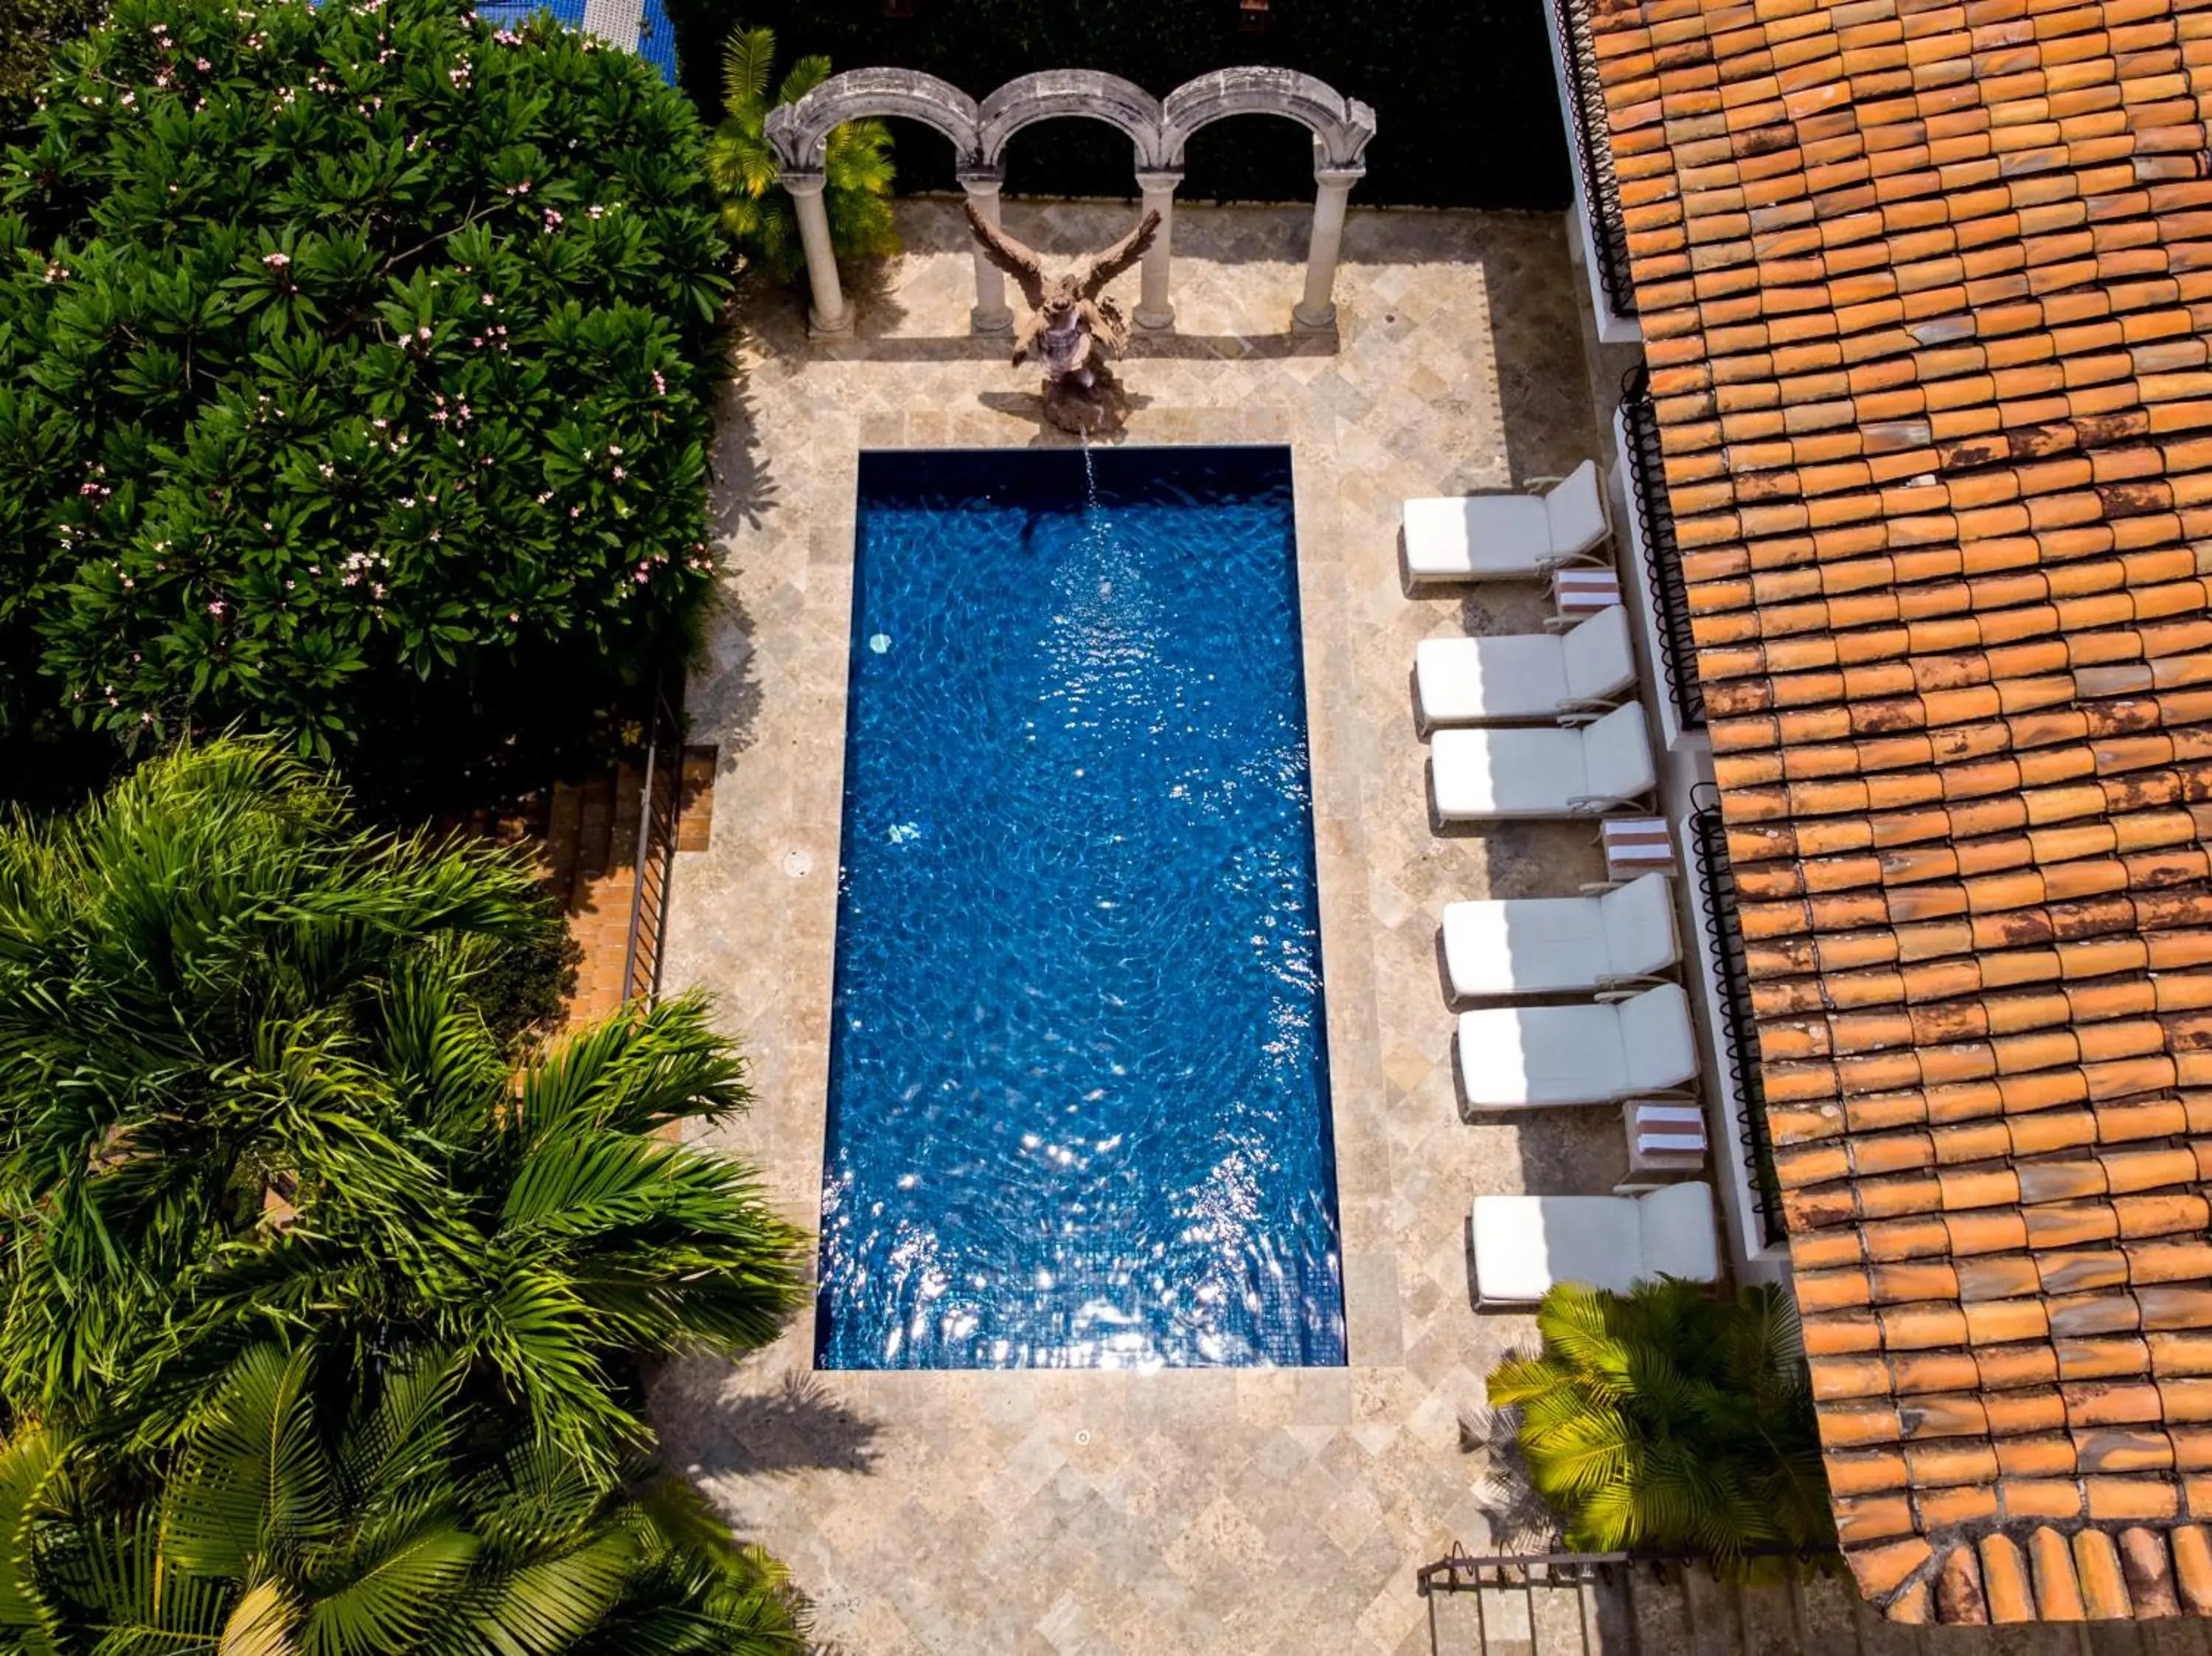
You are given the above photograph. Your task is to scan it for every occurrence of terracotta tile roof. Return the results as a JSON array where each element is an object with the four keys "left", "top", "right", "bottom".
[{"left": 1584, "top": 0, "right": 2212, "bottom": 1622}]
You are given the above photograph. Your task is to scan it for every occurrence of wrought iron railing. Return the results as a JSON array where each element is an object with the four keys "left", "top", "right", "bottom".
[
  {"left": 1621, "top": 365, "right": 1704, "bottom": 731},
  {"left": 1688, "top": 800, "right": 1784, "bottom": 1247},
  {"left": 1418, "top": 1545, "right": 1840, "bottom": 1655},
  {"left": 1419, "top": 1551, "right": 1615, "bottom": 1656},
  {"left": 1548, "top": 0, "right": 1638, "bottom": 319},
  {"left": 1421, "top": 1546, "right": 1837, "bottom": 1595},
  {"left": 620, "top": 686, "right": 684, "bottom": 1009}
]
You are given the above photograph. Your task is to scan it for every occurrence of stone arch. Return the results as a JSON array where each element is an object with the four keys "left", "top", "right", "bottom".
[
  {"left": 1161, "top": 68, "right": 1377, "bottom": 174},
  {"left": 975, "top": 71, "right": 1171, "bottom": 173},
  {"left": 764, "top": 67, "right": 980, "bottom": 174},
  {"left": 758, "top": 64, "right": 1377, "bottom": 338}
]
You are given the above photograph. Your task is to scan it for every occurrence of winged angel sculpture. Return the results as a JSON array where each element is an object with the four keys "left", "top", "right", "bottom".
[{"left": 963, "top": 201, "right": 1161, "bottom": 434}]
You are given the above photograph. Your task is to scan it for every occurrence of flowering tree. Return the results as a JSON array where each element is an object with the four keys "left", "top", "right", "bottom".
[{"left": 0, "top": 0, "right": 728, "bottom": 763}]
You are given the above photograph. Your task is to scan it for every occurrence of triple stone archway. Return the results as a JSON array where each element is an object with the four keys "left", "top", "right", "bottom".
[{"left": 762, "top": 66, "right": 1378, "bottom": 338}]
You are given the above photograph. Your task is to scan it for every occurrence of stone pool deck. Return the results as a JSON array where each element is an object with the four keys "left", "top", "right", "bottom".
[{"left": 654, "top": 198, "right": 1630, "bottom": 1654}]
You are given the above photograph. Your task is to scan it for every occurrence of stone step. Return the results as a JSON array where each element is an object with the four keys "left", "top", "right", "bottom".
[
  {"left": 571, "top": 772, "right": 615, "bottom": 900},
  {"left": 543, "top": 779, "right": 582, "bottom": 902},
  {"left": 1425, "top": 1565, "right": 1646, "bottom": 1656},
  {"left": 676, "top": 745, "right": 717, "bottom": 852},
  {"left": 1680, "top": 1565, "right": 1747, "bottom": 1656},
  {"left": 608, "top": 762, "right": 643, "bottom": 871},
  {"left": 1625, "top": 1565, "right": 1692, "bottom": 1656},
  {"left": 1733, "top": 1574, "right": 1806, "bottom": 1655},
  {"left": 1422, "top": 1560, "right": 2212, "bottom": 1656}
]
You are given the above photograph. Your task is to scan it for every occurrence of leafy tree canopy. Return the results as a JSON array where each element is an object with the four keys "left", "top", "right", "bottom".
[
  {"left": 1487, "top": 1278, "right": 1836, "bottom": 1570},
  {"left": 0, "top": 0, "right": 105, "bottom": 133},
  {"left": 0, "top": 1344, "right": 810, "bottom": 1654},
  {"left": 0, "top": 740, "right": 807, "bottom": 1468},
  {"left": 0, "top": 0, "right": 730, "bottom": 776}
]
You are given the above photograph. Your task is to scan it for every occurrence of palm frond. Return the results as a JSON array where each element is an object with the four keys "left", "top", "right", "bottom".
[
  {"left": 773, "top": 55, "right": 831, "bottom": 108},
  {"left": 719, "top": 27, "right": 776, "bottom": 122},
  {"left": 1491, "top": 1278, "right": 1834, "bottom": 1570}
]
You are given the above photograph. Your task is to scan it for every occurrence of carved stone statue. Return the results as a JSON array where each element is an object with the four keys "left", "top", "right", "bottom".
[{"left": 963, "top": 202, "right": 1161, "bottom": 434}]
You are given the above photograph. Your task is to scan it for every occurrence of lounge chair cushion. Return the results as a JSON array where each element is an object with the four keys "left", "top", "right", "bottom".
[
  {"left": 1543, "top": 460, "right": 1609, "bottom": 560},
  {"left": 1594, "top": 872, "right": 1679, "bottom": 980},
  {"left": 1429, "top": 704, "right": 1655, "bottom": 820},
  {"left": 1470, "top": 1183, "right": 1719, "bottom": 1305},
  {"left": 1455, "top": 983, "right": 1695, "bottom": 1106},
  {"left": 1472, "top": 1194, "right": 1645, "bottom": 1301},
  {"left": 1559, "top": 605, "right": 1636, "bottom": 704},
  {"left": 1457, "top": 1001, "right": 1632, "bottom": 1105},
  {"left": 1402, "top": 493, "right": 1553, "bottom": 581},
  {"left": 1443, "top": 894, "right": 1610, "bottom": 998},
  {"left": 1618, "top": 982, "right": 1699, "bottom": 1089},
  {"left": 1416, "top": 606, "right": 1634, "bottom": 728},
  {"left": 1578, "top": 702, "right": 1657, "bottom": 807},
  {"left": 1637, "top": 1180, "right": 1722, "bottom": 1282},
  {"left": 1430, "top": 725, "right": 1584, "bottom": 819},
  {"left": 1414, "top": 633, "right": 1571, "bottom": 725},
  {"left": 1441, "top": 873, "right": 1676, "bottom": 998}
]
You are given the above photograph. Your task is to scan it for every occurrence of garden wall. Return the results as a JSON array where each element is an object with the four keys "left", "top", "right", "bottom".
[{"left": 663, "top": 0, "right": 1573, "bottom": 211}]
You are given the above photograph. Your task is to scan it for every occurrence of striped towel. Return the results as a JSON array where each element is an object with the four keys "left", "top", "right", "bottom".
[
  {"left": 1552, "top": 564, "right": 1623, "bottom": 614},
  {"left": 1600, "top": 816, "right": 1676, "bottom": 879}
]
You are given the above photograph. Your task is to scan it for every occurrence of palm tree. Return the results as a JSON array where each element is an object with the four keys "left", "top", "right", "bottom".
[
  {"left": 704, "top": 24, "right": 895, "bottom": 285},
  {"left": 0, "top": 739, "right": 546, "bottom": 1422},
  {"left": 0, "top": 1342, "right": 809, "bottom": 1654},
  {"left": 0, "top": 739, "right": 808, "bottom": 1467},
  {"left": 1486, "top": 1278, "right": 1834, "bottom": 1569}
]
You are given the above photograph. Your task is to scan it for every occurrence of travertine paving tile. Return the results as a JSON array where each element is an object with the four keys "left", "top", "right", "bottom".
[{"left": 655, "top": 199, "right": 1618, "bottom": 1652}]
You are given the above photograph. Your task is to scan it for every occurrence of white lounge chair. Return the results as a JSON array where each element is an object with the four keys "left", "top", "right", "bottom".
[
  {"left": 1402, "top": 460, "right": 1610, "bottom": 583},
  {"left": 1470, "top": 1181, "right": 1720, "bottom": 1307},
  {"left": 1441, "top": 872, "right": 1678, "bottom": 1000},
  {"left": 1429, "top": 702, "right": 1654, "bottom": 821},
  {"left": 1415, "top": 605, "right": 1635, "bottom": 728},
  {"left": 1455, "top": 982, "right": 1697, "bottom": 1107}
]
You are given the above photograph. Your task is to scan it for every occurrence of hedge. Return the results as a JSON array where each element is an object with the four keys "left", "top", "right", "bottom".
[
  {"left": 0, "top": 0, "right": 106, "bottom": 132},
  {"left": 0, "top": 0, "right": 729, "bottom": 801},
  {"left": 660, "top": 0, "right": 1573, "bottom": 212}
]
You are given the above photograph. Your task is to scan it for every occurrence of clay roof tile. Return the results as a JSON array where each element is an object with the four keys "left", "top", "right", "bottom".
[{"left": 1591, "top": 0, "right": 2212, "bottom": 1611}]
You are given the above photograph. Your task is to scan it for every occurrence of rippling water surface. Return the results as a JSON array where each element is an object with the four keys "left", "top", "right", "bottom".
[{"left": 818, "top": 446, "right": 1343, "bottom": 1370}]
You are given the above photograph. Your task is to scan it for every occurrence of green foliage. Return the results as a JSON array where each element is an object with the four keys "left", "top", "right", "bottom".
[
  {"left": 0, "top": 0, "right": 105, "bottom": 133},
  {"left": 661, "top": 0, "right": 1569, "bottom": 212},
  {"left": 705, "top": 24, "right": 894, "bottom": 284},
  {"left": 470, "top": 880, "right": 583, "bottom": 1049},
  {"left": 0, "top": 739, "right": 809, "bottom": 1469},
  {"left": 0, "top": 0, "right": 731, "bottom": 773},
  {"left": 1486, "top": 1278, "right": 1835, "bottom": 1570},
  {"left": 0, "top": 1344, "right": 811, "bottom": 1653}
]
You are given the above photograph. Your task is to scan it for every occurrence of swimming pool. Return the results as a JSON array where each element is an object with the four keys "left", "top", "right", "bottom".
[{"left": 818, "top": 446, "right": 1344, "bottom": 1370}]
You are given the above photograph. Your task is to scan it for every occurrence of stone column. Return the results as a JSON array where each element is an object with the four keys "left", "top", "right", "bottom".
[
  {"left": 782, "top": 172, "right": 850, "bottom": 337},
  {"left": 1133, "top": 168, "right": 1181, "bottom": 332},
  {"left": 958, "top": 169, "right": 1015, "bottom": 335},
  {"left": 1293, "top": 164, "right": 1363, "bottom": 332}
]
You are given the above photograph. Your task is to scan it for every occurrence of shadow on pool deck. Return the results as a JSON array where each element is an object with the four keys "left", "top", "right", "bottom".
[{"left": 656, "top": 1362, "right": 887, "bottom": 1480}]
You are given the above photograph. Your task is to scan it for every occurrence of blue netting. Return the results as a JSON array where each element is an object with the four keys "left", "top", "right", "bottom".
[
  {"left": 633, "top": 0, "right": 678, "bottom": 83},
  {"left": 474, "top": 0, "right": 584, "bottom": 28},
  {"left": 469, "top": 0, "right": 676, "bottom": 83}
]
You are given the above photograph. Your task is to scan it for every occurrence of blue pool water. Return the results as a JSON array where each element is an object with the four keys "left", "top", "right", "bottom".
[{"left": 818, "top": 446, "right": 1345, "bottom": 1371}]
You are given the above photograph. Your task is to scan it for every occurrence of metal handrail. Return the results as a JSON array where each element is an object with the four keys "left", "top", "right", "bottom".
[
  {"left": 1620, "top": 365, "right": 1704, "bottom": 730},
  {"left": 1548, "top": 0, "right": 1638, "bottom": 319},
  {"left": 1687, "top": 799, "right": 1784, "bottom": 1247},
  {"left": 619, "top": 686, "right": 684, "bottom": 1009}
]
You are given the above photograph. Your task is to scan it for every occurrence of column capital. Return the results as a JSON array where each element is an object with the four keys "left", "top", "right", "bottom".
[
  {"left": 955, "top": 167, "right": 1006, "bottom": 195},
  {"left": 1133, "top": 168, "right": 1184, "bottom": 192},
  {"left": 779, "top": 169, "right": 827, "bottom": 199},
  {"left": 1313, "top": 166, "right": 1365, "bottom": 189}
]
